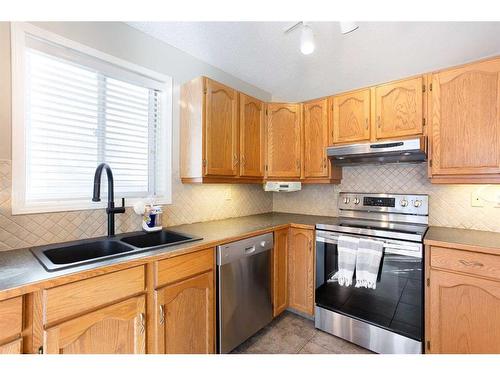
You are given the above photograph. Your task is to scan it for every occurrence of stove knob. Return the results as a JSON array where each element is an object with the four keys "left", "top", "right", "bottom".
[
  {"left": 414, "top": 200, "right": 422, "bottom": 208},
  {"left": 354, "top": 198, "right": 360, "bottom": 205},
  {"left": 344, "top": 197, "right": 350, "bottom": 204},
  {"left": 400, "top": 199, "right": 408, "bottom": 207}
]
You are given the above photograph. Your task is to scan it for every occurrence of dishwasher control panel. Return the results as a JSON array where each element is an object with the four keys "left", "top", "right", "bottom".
[{"left": 216, "top": 232, "right": 273, "bottom": 266}]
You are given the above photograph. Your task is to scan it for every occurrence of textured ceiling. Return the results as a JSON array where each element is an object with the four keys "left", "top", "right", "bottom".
[{"left": 128, "top": 22, "right": 500, "bottom": 102}]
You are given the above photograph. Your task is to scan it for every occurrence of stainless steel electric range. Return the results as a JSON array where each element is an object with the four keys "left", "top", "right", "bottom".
[{"left": 314, "top": 192, "right": 429, "bottom": 354}]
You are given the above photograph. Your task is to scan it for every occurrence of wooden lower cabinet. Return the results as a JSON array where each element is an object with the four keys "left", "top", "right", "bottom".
[
  {"left": 288, "top": 227, "right": 315, "bottom": 316},
  {"left": 0, "top": 296, "right": 23, "bottom": 354},
  {"left": 272, "top": 228, "right": 289, "bottom": 317},
  {"left": 426, "top": 245, "right": 500, "bottom": 353},
  {"left": 155, "top": 270, "right": 215, "bottom": 354},
  {"left": 43, "top": 296, "right": 146, "bottom": 354}
]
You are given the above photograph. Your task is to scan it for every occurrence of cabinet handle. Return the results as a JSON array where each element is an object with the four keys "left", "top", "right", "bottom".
[
  {"left": 377, "top": 116, "right": 381, "bottom": 128},
  {"left": 241, "top": 155, "right": 246, "bottom": 167},
  {"left": 365, "top": 118, "right": 369, "bottom": 130},
  {"left": 38, "top": 346, "right": 44, "bottom": 354},
  {"left": 459, "top": 259, "right": 484, "bottom": 267},
  {"left": 139, "top": 313, "right": 146, "bottom": 334},
  {"left": 296, "top": 160, "right": 300, "bottom": 170},
  {"left": 159, "top": 305, "right": 165, "bottom": 325},
  {"left": 323, "top": 157, "right": 327, "bottom": 169},
  {"left": 309, "top": 240, "right": 313, "bottom": 253}
]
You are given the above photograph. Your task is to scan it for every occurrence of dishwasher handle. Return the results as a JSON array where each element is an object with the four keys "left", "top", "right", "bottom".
[
  {"left": 217, "top": 233, "right": 273, "bottom": 266},
  {"left": 244, "top": 245, "right": 256, "bottom": 254}
]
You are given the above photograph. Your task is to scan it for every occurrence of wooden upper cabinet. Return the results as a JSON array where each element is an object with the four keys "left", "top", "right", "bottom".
[
  {"left": 331, "top": 89, "right": 371, "bottom": 144},
  {"left": 273, "top": 228, "right": 289, "bottom": 317},
  {"left": 44, "top": 296, "right": 146, "bottom": 354},
  {"left": 375, "top": 76, "right": 424, "bottom": 140},
  {"left": 239, "top": 93, "right": 265, "bottom": 177},
  {"left": 303, "top": 99, "right": 329, "bottom": 178},
  {"left": 430, "top": 58, "right": 500, "bottom": 181},
  {"left": 156, "top": 271, "right": 214, "bottom": 354},
  {"left": 428, "top": 269, "right": 500, "bottom": 353},
  {"left": 204, "top": 78, "right": 239, "bottom": 177},
  {"left": 266, "top": 103, "right": 302, "bottom": 179},
  {"left": 288, "top": 227, "right": 315, "bottom": 316}
]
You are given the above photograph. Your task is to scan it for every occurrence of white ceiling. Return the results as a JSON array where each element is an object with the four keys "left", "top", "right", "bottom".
[{"left": 128, "top": 22, "right": 500, "bottom": 102}]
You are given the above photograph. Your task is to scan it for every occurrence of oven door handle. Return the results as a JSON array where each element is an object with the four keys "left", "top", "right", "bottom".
[{"left": 316, "top": 234, "right": 422, "bottom": 258}]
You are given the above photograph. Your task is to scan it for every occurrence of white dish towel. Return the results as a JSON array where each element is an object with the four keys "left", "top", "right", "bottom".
[
  {"left": 329, "top": 235, "right": 359, "bottom": 287},
  {"left": 355, "top": 238, "right": 384, "bottom": 289}
]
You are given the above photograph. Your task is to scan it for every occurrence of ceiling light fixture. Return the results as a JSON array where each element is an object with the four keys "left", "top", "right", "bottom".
[
  {"left": 284, "top": 21, "right": 315, "bottom": 55},
  {"left": 339, "top": 22, "right": 359, "bottom": 34},
  {"left": 300, "top": 24, "right": 315, "bottom": 55}
]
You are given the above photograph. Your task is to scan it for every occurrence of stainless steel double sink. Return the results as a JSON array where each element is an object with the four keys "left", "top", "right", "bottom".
[{"left": 31, "top": 230, "right": 202, "bottom": 272}]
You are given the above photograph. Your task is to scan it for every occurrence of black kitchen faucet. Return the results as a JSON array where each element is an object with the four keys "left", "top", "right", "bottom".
[{"left": 92, "top": 163, "right": 125, "bottom": 237}]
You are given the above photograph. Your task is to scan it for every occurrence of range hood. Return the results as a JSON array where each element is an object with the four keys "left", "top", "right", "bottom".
[{"left": 327, "top": 137, "right": 427, "bottom": 166}]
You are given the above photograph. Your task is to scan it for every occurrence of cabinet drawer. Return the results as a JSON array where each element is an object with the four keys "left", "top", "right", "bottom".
[
  {"left": 156, "top": 248, "right": 214, "bottom": 288},
  {"left": 431, "top": 246, "right": 500, "bottom": 281},
  {"left": 0, "top": 297, "right": 23, "bottom": 342},
  {"left": 44, "top": 266, "right": 145, "bottom": 325}
]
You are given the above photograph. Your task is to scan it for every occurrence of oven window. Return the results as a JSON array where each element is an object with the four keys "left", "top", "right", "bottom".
[{"left": 315, "top": 240, "right": 423, "bottom": 341}]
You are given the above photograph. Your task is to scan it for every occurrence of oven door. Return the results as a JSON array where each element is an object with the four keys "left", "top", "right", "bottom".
[{"left": 315, "top": 230, "right": 423, "bottom": 341}]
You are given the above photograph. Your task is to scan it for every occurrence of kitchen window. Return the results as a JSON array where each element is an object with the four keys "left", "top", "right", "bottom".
[{"left": 11, "top": 23, "right": 172, "bottom": 214}]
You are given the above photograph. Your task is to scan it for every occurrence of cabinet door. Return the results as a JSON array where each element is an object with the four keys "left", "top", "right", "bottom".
[
  {"left": 239, "top": 93, "right": 265, "bottom": 177},
  {"left": 288, "top": 228, "right": 315, "bottom": 315},
  {"left": 375, "top": 76, "right": 423, "bottom": 139},
  {"left": 273, "top": 228, "right": 289, "bottom": 317},
  {"left": 303, "top": 99, "right": 329, "bottom": 178},
  {"left": 266, "top": 103, "right": 302, "bottom": 178},
  {"left": 430, "top": 58, "right": 500, "bottom": 177},
  {"left": 428, "top": 270, "right": 500, "bottom": 353},
  {"left": 44, "top": 296, "right": 146, "bottom": 354},
  {"left": 156, "top": 271, "right": 214, "bottom": 354},
  {"left": 332, "top": 89, "right": 371, "bottom": 144},
  {"left": 204, "top": 78, "right": 239, "bottom": 177}
]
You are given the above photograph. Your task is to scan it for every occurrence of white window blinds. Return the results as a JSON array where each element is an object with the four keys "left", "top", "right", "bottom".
[{"left": 24, "top": 39, "right": 162, "bottom": 203}]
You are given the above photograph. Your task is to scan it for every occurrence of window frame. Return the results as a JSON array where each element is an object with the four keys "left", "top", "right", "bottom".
[{"left": 11, "top": 22, "right": 173, "bottom": 215}]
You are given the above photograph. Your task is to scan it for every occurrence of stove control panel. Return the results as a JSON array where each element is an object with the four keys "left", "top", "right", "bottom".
[{"left": 339, "top": 192, "right": 428, "bottom": 216}]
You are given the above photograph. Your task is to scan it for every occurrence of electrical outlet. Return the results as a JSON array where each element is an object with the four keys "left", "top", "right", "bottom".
[
  {"left": 224, "top": 187, "right": 232, "bottom": 201},
  {"left": 471, "top": 191, "right": 484, "bottom": 207}
]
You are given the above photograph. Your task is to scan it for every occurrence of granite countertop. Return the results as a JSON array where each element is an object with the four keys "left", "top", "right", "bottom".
[
  {"left": 424, "top": 226, "right": 500, "bottom": 253},
  {"left": 0, "top": 212, "right": 336, "bottom": 298}
]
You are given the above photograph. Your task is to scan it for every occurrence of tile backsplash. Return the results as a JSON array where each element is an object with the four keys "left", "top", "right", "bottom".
[
  {"left": 0, "top": 160, "right": 273, "bottom": 251},
  {"left": 273, "top": 163, "right": 500, "bottom": 233},
  {"left": 2, "top": 159, "right": 500, "bottom": 252}
]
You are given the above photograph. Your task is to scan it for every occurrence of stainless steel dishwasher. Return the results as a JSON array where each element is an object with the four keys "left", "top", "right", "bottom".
[{"left": 217, "top": 232, "right": 274, "bottom": 353}]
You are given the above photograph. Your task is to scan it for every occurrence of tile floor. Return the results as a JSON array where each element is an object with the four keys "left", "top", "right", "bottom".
[{"left": 231, "top": 311, "right": 373, "bottom": 354}]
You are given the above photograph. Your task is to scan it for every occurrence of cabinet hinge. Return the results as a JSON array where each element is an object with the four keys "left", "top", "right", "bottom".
[
  {"left": 429, "top": 83, "right": 433, "bottom": 91},
  {"left": 426, "top": 278, "right": 430, "bottom": 287},
  {"left": 265, "top": 109, "right": 268, "bottom": 116},
  {"left": 203, "top": 88, "right": 207, "bottom": 95},
  {"left": 429, "top": 160, "right": 433, "bottom": 168},
  {"left": 422, "top": 118, "right": 426, "bottom": 126},
  {"left": 202, "top": 159, "right": 207, "bottom": 167},
  {"left": 426, "top": 341, "right": 431, "bottom": 351},
  {"left": 422, "top": 84, "right": 426, "bottom": 93}
]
